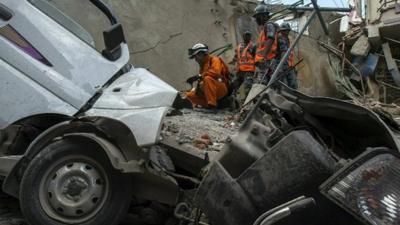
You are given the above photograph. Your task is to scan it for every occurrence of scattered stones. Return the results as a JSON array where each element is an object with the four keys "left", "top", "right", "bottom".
[
  {"left": 166, "top": 123, "right": 179, "bottom": 134},
  {"left": 195, "top": 143, "right": 207, "bottom": 150},
  {"left": 194, "top": 138, "right": 213, "bottom": 147},
  {"left": 200, "top": 134, "right": 211, "bottom": 140},
  {"left": 161, "top": 109, "right": 241, "bottom": 153}
]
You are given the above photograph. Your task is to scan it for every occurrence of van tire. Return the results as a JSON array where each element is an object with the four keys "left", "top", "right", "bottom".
[{"left": 19, "top": 139, "right": 132, "bottom": 225}]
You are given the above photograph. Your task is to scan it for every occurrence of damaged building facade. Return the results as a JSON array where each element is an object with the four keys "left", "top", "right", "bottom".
[
  {"left": 357, "top": 0, "right": 400, "bottom": 103},
  {"left": 325, "top": 0, "right": 400, "bottom": 103}
]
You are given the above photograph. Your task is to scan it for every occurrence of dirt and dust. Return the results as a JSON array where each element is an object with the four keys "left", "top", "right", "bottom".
[{"left": 161, "top": 109, "right": 241, "bottom": 157}]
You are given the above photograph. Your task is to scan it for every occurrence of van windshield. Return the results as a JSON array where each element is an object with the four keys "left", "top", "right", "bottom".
[{"left": 28, "top": 0, "right": 111, "bottom": 52}]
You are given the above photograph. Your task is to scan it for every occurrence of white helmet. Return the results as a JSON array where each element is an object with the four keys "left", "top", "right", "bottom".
[{"left": 188, "top": 43, "right": 209, "bottom": 59}]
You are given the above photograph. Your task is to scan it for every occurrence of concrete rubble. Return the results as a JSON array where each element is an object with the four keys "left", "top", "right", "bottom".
[
  {"left": 350, "top": 35, "right": 370, "bottom": 57},
  {"left": 345, "top": 2, "right": 399, "bottom": 88},
  {"left": 161, "top": 109, "right": 241, "bottom": 160}
]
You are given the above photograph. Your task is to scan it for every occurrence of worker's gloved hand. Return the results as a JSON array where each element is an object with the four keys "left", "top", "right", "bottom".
[{"left": 186, "top": 74, "right": 202, "bottom": 84}]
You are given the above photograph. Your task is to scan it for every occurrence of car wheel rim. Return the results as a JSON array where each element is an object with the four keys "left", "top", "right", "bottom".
[{"left": 39, "top": 156, "right": 109, "bottom": 224}]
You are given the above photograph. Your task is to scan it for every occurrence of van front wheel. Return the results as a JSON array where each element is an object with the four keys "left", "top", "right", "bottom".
[{"left": 19, "top": 139, "right": 132, "bottom": 225}]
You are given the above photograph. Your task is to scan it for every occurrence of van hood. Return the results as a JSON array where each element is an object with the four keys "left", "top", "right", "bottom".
[
  {"left": 85, "top": 67, "right": 178, "bottom": 146},
  {"left": 92, "top": 67, "right": 178, "bottom": 109}
]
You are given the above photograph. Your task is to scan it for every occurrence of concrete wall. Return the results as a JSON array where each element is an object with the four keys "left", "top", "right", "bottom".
[
  {"left": 109, "top": 0, "right": 237, "bottom": 91},
  {"left": 292, "top": 12, "right": 341, "bottom": 97},
  {"left": 50, "top": 0, "right": 237, "bottom": 91},
  {"left": 296, "top": 36, "right": 339, "bottom": 97},
  {"left": 365, "top": 0, "right": 381, "bottom": 23}
]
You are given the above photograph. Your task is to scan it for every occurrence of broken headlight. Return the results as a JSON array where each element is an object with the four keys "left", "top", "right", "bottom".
[{"left": 321, "top": 149, "right": 400, "bottom": 225}]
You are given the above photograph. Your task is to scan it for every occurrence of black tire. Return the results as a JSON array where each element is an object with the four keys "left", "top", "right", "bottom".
[{"left": 19, "top": 139, "right": 132, "bottom": 225}]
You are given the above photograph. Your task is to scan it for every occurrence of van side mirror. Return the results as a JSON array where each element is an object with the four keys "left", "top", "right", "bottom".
[{"left": 102, "top": 23, "right": 126, "bottom": 61}]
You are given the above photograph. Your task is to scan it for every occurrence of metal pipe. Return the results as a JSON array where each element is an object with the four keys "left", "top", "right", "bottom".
[
  {"left": 385, "top": 37, "right": 400, "bottom": 45},
  {"left": 210, "top": 44, "right": 233, "bottom": 55},
  {"left": 252, "top": 196, "right": 306, "bottom": 225},
  {"left": 294, "top": 6, "right": 352, "bottom": 12},
  {"left": 260, "top": 208, "right": 291, "bottom": 225},
  {"left": 311, "top": 0, "right": 330, "bottom": 35},
  {"left": 269, "top": 0, "right": 305, "bottom": 17},
  {"left": 255, "top": 198, "right": 315, "bottom": 225},
  {"left": 266, "top": 10, "right": 317, "bottom": 88}
]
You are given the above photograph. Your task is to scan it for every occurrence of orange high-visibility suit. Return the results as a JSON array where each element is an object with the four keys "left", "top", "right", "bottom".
[
  {"left": 236, "top": 42, "right": 256, "bottom": 73},
  {"left": 255, "top": 24, "right": 279, "bottom": 63},
  {"left": 186, "top": 55, "right": 229, "bottom": 108}
]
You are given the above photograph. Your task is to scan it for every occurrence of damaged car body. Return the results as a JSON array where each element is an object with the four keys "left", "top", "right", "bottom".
[
  {"left": 0, "top": 0, "right": 178, "bottom": 224},
  {"left": 191, "top": 86, "right": 400, "bottom": 225}
]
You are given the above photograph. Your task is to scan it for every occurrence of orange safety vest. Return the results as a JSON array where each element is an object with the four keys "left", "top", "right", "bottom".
[
  {"left": 288, "top": 49, "right": 295, "bottom": 67},
  {"left": 236, "top": 42, "right": 255, "bottom": 72},
  {"left": 201, "top": 55, "right": 231, "bottom": 88},
  {"left": 286, "top": 38, "right": 295, "bottom": 67},
  {"left": 255, "top": 25, "right": 279, "bottom": 63}
]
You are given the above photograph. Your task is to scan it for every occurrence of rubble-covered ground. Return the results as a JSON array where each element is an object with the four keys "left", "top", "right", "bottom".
[{"left": 161, "top": 109, "right": 241, "bottom": 161}]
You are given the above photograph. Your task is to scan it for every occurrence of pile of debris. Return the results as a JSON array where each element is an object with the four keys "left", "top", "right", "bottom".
[
  {"left": 318, "top": 1, "right": 400, "bottom": 105},
  {"left": 161, "top": 109, "right": 241, "bottom": 160},
  {"left": 284, "top": 1, "right": 398, "bottom": 124}
]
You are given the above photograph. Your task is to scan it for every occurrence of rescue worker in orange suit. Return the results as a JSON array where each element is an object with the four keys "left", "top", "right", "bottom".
[
  {"left": 232, "top": 31, "right": 256, "bottom": 98},
  {"left": 278, "top": 22, "right": 298, "bottom": 89},
  {"left": 253, "top": 4, "right": 280, "bottom": 85},
  {"left": 185, "top": 43, "right": 229, "bottom": 109}
]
